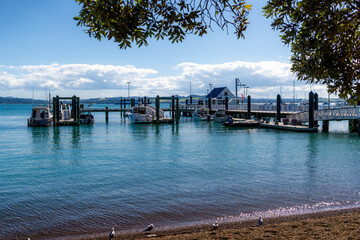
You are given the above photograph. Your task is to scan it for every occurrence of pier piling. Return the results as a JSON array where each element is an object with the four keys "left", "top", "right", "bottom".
[
  {"left": 208, "top": 97, "right": 212, "bottom": 112},
  {"left": 276, "top": 94, "right": 281, "bottom": 122},
  {"left": 172, "top": 95, "right": 175, "bottom": 120},
  {"left": 176, "top": 97, "right": 180, "bottom": 122},
  {"left": 105, "top": 107, "right": 109, "bottom": 122},
  {"left": 309, "top": 91, "right": 314, "bottom": 129},
  {"left": 156, "top": 95, "right": 160, "bottom": 124},
  {"left": 247, "top": 95, "right": 251, "bottom": 119},
  {"left": 323, "top": 120, "right": 329, "bottom": 132},
  {"left": 349, "top": 119, "right": 360, "bottom": 134},
  {"left": 314, "top": 93, "right": 319, "bottom": 126},
  {"left": 225, "top": 96, "right": 228, "bottom": 112}
]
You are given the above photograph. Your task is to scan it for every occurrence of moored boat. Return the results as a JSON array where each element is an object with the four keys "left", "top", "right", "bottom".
[
  {"left": 27, "top": 106, "right": 52, "bottom": 126},
  {"left": 80, "top": 112, "right": 95, "bottom": 124},
  {"left": 213, "top": 109, "right": 230, "bottom": 123},
  {"left": 79, "top": 104, "right": 95, "bottom": 124},
  {"left": 131, "top": 105, "right": 160, "bottom": 123},
  {"left": 193, "top": 108, "right": 212, "bottom": 121},
  {"left": 222, "top": 117, "right": 260, "bottom": 127}
]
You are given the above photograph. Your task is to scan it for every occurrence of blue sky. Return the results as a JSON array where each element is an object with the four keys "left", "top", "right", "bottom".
[{"left": 0, "top": 0, "right": 326, "bottom": 99}]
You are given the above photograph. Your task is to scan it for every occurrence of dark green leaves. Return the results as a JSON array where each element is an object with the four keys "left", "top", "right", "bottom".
[
  {"left": 74, "top": 0, "right": 251, "bottom": 49},
  {"left": 264, "top": 0, "right": 360, "bottom": 103}
]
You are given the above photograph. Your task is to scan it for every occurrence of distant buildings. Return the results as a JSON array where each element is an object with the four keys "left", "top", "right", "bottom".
[{"left": 206, "top": 87, "right": 235, "bottom": 99}]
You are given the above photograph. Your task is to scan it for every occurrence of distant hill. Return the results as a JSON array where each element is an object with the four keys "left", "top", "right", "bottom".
[
  {"left": 0, "top": 96, "right": 341, "bottom": 105},
  {"left": 0, "top": 97, "right": 47, "bottom": 104}
]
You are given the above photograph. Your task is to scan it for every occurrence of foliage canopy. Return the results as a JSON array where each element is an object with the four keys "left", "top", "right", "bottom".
[
  {"left": 264, "top": 0, "right": 360, "bottom": 102},
  {"left": 74, "top": 0, "right": 360, "bottom": 101},
  {"left": 74, "top": 0, "right": 251, "bottom": 49}
]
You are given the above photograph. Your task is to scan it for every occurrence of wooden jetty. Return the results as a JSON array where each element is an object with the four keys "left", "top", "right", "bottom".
[
  {"left": 260, "top": 122, "right": 318, "bottom": 132},
  {"left": 81, "top": 95, "right": 180, "bottom": 123},
  {"left": 52, "top": 92, "right": 359, "bottom": 135},
  {"left": 53, "top": 95, "right": 80, "bottom": 126}
]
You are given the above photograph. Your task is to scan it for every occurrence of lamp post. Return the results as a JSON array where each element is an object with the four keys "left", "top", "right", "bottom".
[
  {"left": 243, "top": 84, "right": 247, "bottom": 103},
  {"left": 127, "top": 82, "right": 131, "bottom": 98}
]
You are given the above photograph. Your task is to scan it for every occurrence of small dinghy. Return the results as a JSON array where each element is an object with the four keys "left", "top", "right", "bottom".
[{"left": 222, "top": 116, "right": 260, "bottom": 127}]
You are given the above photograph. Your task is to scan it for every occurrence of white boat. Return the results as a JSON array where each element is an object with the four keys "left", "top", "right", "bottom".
[
  {"left": 124, "top": 111, "right": 132, "bottom": 117},
  {"left": 60, "top": 103, "right": 71, "bottom": 120},
  {"left": 131, "top": 105, "right": 163, "bottom": 123},
  {"left": 27, "top": 106, "right": 52, "bottom": 126},
  {"left": 80, "top": 104, "right": 95, "bottom": 124},
  {"left": 80, "top": 112, "right": 95, "bottom": 124},
  {"left": 213, "top": 109, "right": 230, "bottom": 123},
  {"left": 193, "top": 108, "right": 212, "bottom": 121}
]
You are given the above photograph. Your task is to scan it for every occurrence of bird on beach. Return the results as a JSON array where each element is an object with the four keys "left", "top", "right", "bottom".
[
  {"left": 211, "top": 221, "right": 218, "bottom": 231},
  {"left": 143, "top": 224, "right": 154, "bottom": 232},
  {"left": 258, "top": 217, "right": 263, "bottom": 226},
  {"left": 109, "top": 227, "right": 115, "bottom": 240}
]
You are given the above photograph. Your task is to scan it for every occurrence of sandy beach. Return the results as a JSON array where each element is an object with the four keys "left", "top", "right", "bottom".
[{"left": 71, "top": 207, "right": 360, "bottom": 240}]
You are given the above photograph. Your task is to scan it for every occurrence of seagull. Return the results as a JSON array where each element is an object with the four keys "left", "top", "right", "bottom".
[
  {"left": 109, "top": 227, "right": 115, "bottom": 240},
  {"left": 211, "top": 221, "right": 218, "bottom": 230},
  {"left": 258, "top": 217, "right": 263, "bottom": 227},
  {"left": 143, "top": 224, "right": 154, "bottom": 232}
]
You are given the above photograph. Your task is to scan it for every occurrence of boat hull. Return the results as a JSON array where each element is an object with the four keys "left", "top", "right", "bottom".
[
  {"left": 27, "top": 118, "right": 52, "bottom": 127},
  {"left": 223, "top": 120, "right": 260, "bottom": 127}
]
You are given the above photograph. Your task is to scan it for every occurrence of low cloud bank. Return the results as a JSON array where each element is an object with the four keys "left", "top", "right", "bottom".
[{"left": 0, "top": 61, "right": 328, "bottom": 98}]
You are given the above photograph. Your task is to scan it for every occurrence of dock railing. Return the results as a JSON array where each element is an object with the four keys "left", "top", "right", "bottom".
[
  {"left": 288, "top": 107, "right": 360, "bottom": 122},
  {"left": 180, "top": 103, "right": 308, "bottom": 112}
]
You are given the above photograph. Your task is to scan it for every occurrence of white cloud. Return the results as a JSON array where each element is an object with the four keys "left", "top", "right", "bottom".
[{"left": 0, "top": 61, "right": 329, "bottom": 99}]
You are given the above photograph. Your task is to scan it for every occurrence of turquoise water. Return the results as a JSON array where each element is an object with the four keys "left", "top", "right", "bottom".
[{"left": 1, "top": 104, "right": 360, "bottom": 239}]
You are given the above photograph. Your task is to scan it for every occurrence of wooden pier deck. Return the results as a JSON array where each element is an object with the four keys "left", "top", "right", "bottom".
[
  {"left": 260, "top": 122, "right": 318, "bottom": 132},
  {"left": 81, "top": 108, "right": 171, "bottom": 112}
]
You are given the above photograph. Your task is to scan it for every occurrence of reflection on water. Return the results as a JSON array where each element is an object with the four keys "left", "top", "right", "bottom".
[
  {"left": 71, "top": 126, "right": 80, "bottom": 148},
  {"left": 2, "top": 107, "right": 360, "bottom": 240},
  {"left": 305, "top": 133, "right": 319, "bottom": 200},
  {"left": 52, "top": 126, "right": 61, "bottom": 151}
]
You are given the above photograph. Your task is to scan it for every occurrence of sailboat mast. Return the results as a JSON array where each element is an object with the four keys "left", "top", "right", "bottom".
[{"left": 190, "top": 82, "right": 192, "bottom": 97}]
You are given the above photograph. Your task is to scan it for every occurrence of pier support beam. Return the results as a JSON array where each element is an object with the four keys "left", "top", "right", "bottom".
[
  {"left": 105, "top": 107, "right": 109, "bottom": 122},
  {"left": 208, "top": 97, "right": 212, "bottom": 112},
  {"left": 309, "top": 91, "right": 314, "bottom": 129},
  {"left": 176, "top": 97, "right": 180, "bottom": 122},
  {"left": 172, "top": 95, "right": 175, "bottom": 120},
  {"left": 190, "top": 96, "right": 192, "bottom": 105},
  {"left": 276, "top": 94, "right": 281, "bottom": 122},
  {"left": 322, "top": 120, "right": 329, "bottom": 132},
  {"left": 225, "top": 96, "right": 228, "bottom": 112},
  {"left": 349, "top": 119, "right": 360, "bottom": 134},
  {"left": 156, "top": 95, "right": 160, "bottom": 124},
  {"left": 247, "top": 95, "right": 251, "bottom": 119},
  {"left": 314, "top": 93, "right": 319, "bottom": 126}
]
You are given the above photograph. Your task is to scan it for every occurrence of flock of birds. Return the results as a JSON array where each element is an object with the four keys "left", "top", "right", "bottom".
[
  {"left": 107, "top": 217, "right": 264, "bottom": 239},
  {"left": 26, "top": 218, "right": 264, "bottom": 240}
]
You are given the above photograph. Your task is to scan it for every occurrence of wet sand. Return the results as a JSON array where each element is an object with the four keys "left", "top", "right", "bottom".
[{"left": 72, "top": 207, "right": 360, "bottom": 240}]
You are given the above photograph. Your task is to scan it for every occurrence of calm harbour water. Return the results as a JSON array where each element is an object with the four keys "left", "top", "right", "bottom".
[{"left": 1, "top": 104, "right": 360, "bottom": 239}]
